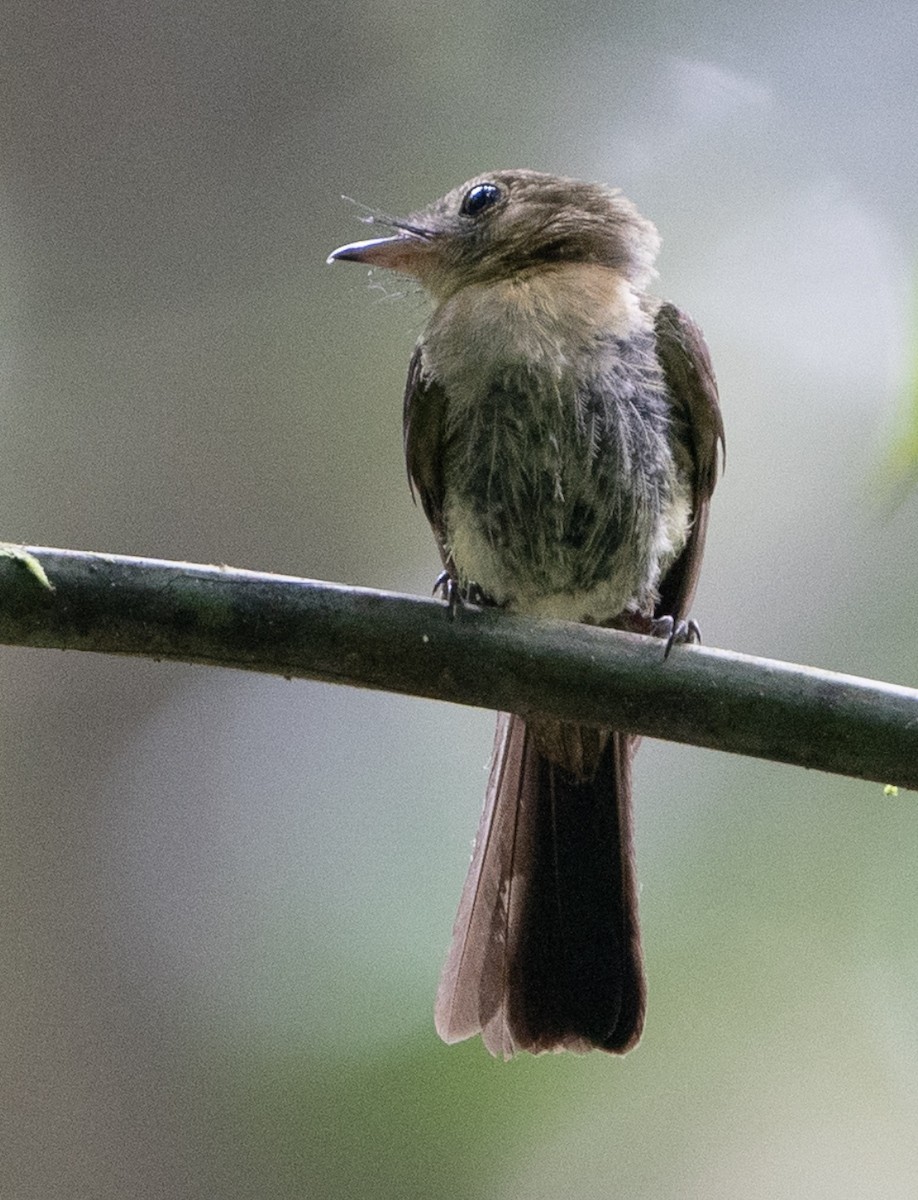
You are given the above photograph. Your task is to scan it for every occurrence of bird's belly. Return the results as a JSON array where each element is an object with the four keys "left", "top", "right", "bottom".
[
  {"left": 444, "top": 498, "right": 654, "bottom": 621},
  {"left": 442, "top": 416, "right": 691, "bottom": 624}
]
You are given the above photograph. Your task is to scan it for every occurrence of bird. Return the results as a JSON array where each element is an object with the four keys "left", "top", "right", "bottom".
[{"left": 328, "top": 169, "right": 723, "bottom": 1058}]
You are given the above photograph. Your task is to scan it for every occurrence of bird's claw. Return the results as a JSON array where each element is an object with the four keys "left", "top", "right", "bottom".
[
  {"left": 432, "top": 570, "right": 452, "bottom": 601},
  {"left": 650, "top": 615, "right": 702, "bottom": 659},
  {"left": 432, "top": 572, "right": 485, "bottom": 619}
]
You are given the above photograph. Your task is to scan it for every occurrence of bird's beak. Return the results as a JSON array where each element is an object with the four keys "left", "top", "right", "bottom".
[{"left": 326, "top": 231, "right": 433, "bottom": 276}]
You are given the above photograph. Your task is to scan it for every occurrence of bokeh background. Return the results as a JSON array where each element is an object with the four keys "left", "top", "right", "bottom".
[{"left": 3, "top": 2, "right": 918, "bottom": 1196}]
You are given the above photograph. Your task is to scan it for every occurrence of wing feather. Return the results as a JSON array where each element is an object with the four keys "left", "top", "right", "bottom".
[
  {"left": 653, "top": 302, "right": 725, "bottom": 621},
  {"left": 403, "top": 344, "right": 451, "bottom": 566}
]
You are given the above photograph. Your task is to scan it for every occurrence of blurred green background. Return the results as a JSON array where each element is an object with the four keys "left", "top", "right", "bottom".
[{"left": 3, "top": 1, "right": 918, "bottom": 1197}]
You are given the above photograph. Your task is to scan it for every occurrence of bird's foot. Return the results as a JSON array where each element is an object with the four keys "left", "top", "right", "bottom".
[
  {"left": 432, "top": 572, "right": 485, "bottom": 619},
  {"left": 649, "top": 615, "right": 702, "bottom": 660}
]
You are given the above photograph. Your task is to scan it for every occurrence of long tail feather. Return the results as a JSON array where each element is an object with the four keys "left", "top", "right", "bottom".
[{"left": 435, "top": 714, "right": 645, "bottom": 1058}]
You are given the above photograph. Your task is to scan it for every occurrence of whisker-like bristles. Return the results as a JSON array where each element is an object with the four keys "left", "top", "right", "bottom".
[{"left": 340, "top": 196, "right": 434, "bottom": 240}]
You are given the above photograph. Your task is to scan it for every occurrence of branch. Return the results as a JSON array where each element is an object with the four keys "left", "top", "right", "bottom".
[{"left": 0, "top": 545, "right": 915, "bottom": 789}]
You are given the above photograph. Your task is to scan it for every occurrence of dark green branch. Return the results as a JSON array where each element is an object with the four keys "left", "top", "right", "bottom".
[{"left": 0, "top": 544, "right": 915, "bottom": 789}]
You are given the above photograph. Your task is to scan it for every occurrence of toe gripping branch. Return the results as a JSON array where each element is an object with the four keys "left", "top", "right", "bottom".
[
  {"left": 650, "top": 615, "right": 702, "bottom": 660},
  {"left": 432, "top": 571, "right": 486, "bottom": 619}
]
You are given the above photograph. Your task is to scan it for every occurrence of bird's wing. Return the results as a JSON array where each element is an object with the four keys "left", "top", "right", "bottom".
[
  {"left": 653, "top": 302, "right": 725, "bottom": 622},
  {"left": 403, "top": 343, "right": 452, "bottom": 571}
]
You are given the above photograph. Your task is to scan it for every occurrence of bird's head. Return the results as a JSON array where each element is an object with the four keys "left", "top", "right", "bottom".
[{"left": 327, "top": 169, "right": 660, "bottom": 301}]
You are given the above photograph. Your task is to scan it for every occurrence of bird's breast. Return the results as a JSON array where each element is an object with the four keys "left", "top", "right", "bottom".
[{"left": 423, "top": 265, "right": 644, "bottom": 400}]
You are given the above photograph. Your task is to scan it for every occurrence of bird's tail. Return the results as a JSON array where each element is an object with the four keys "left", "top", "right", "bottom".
[{"left": 434, "top": 713, "right": 646, "bottom": 1058}]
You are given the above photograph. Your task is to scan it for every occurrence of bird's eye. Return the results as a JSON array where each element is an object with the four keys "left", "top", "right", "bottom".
[{"left": 460, "top": 182, "right": 503, "bottom": 217}]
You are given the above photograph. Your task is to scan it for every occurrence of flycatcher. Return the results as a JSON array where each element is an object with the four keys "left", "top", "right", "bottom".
[{"left": 328, "top": 169, "right": 723, "bottom": 1057}]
